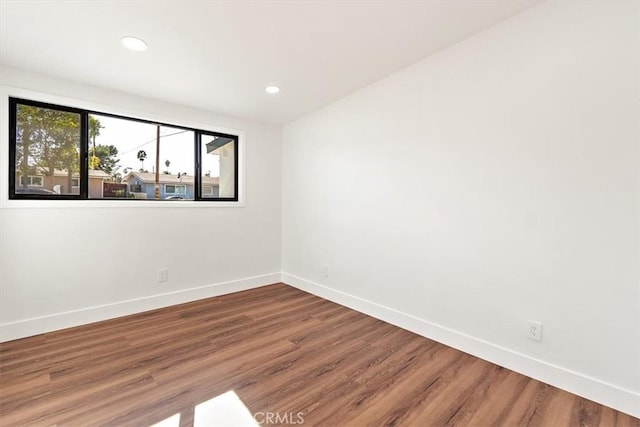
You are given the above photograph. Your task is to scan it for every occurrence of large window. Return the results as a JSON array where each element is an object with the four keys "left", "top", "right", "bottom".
[{"left": 9, "top": 98, "right": 239, "bottom": 201}]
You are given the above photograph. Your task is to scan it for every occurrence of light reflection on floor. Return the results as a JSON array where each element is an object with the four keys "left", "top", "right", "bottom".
[
  {"left": 151, "top": 412, "right": 181, "bottom": 427},
  {"left": 150, "top": 390, "right": 259, "bottom": 427}
]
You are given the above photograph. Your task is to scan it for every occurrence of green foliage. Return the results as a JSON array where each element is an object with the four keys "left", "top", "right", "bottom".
[
  {"left": 89, "top": 115, "right": 102, "bottom": 141},
  {"left": 16, "top": 106, "right": 123, "bottom": 190},
  {"left": 92, "top": 144, "right": 120, "bottom": 175},
  {"left": 16, "top": 105, "right": 81, "bottom": 187},
  {"left": 89, "top": 155, "right": 100, "bottom": 169}
]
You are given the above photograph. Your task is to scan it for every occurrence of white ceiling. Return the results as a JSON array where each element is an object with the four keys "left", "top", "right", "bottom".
[{"left": 0, "top": 0, "right": 538, "bottom": 125}]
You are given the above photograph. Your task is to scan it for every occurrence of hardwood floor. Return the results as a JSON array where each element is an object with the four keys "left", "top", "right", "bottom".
[{"left": 1, "top": 283, "right": 638, "bottom": 426}]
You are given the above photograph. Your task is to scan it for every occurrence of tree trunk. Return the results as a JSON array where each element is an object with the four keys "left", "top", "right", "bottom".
[
  {"left": 20, "top": 126, "right": 30, "bottom": 189},
  {"left": 67, "top": 169, "right": 73, "bottom": 195}
]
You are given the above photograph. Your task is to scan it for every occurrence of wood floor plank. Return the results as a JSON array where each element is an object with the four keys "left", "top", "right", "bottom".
[
  {"left": 309, "top": 342, "right": 462, "bottom": 424},
  {"left": 465, "top": 369, "right": 533, "bottom": 425},
  {"left": 1, "top": 283, "right": 637, "bottom": 426}
]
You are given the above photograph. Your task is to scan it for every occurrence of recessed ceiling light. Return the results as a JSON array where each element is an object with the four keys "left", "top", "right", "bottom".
[
  {"left": 265, "top": 86, "right": 280, "bottom": 94},
  {"left": 121, "top": 36, "right": 148, "bottom": 52}
]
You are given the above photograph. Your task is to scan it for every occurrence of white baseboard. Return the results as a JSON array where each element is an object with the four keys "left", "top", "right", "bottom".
[
  {"left": 282, "top": 272, "right": 640, "bottom": 419},
  {"left": 0, "top": 272, "right": 281, "bottom": 343}
]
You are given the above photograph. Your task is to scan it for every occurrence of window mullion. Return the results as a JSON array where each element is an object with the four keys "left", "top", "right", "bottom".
[
  {"left": 80, "top": 112, "right": 89, "bottom": 199},
  {"left": 194, "top": 131, "right": 201, "bottom": 201}
]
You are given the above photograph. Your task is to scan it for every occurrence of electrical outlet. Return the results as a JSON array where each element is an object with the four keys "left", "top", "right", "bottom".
[
  {"left": 322, "top": 266, "right": 329, "bottom": 278},
  {"left": 528, "top": 320, "right": 542, "bottom": 341},
  {"left": 158, "top": 268, "right": 168, "bottom": 283}
]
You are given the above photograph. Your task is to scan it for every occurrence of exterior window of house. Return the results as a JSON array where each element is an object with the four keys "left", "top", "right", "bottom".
[
  {"left": 18, "top": 176, "right": 44, "bottom": 187},
  {"left": 11, "top": 100, "right": 83, "bottom": 197},
  {"left": 165, "top": 184, "right": 186, "bottom": 194},
  {"left": 9, "top": 97, "right": 238, "bottom": 202}
]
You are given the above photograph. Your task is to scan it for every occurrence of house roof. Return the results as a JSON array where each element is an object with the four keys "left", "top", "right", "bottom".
[
  {"left": 21, "top": 168, "right": 110, "bottom": 179},
  {"left": 206, "top": 136, "right": 234, "bottom": 154},
  {"left": 123, "top": 172, "right": 219, "bottom": 185},
  {"left": 88, "top": 170, "right": 111, "bottom": 178}
]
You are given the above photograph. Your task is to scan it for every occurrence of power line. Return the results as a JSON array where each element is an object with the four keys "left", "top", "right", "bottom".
[{"left": 119, "top": 129, "right": 190, "bottom": 155}]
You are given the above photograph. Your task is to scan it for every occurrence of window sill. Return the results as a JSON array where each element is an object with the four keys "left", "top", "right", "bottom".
[{"left": 0, "top": 199, "right": 244, "bottom": 209}]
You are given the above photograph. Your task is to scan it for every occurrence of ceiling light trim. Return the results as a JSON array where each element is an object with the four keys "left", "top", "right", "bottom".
[
  {"left": 265, "top": 85, "right": 280, "bottom": 95},
  {"left": 120, "top": 36, "right": 148, "bottom": 52}
]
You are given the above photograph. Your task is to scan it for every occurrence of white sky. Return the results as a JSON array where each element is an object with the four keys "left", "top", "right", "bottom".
[{"left": 90, "top": 114, "right": 220, "bottom": 177}]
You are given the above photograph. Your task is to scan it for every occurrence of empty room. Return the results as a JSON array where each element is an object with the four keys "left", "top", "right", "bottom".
[{"left": 0, "top": 0, "right": 639, "bottom": 426}]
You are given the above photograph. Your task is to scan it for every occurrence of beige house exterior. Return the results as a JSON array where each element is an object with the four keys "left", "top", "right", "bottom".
[{"left": 16, "top": 169, "right": 110, "bottom": 198}]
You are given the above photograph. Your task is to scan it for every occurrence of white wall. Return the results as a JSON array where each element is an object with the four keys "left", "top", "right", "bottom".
[
  {"left": 282, "top": 0, "right": 640, "bottom": 417},
  {"left": 0, "top": 66, "right": 282, "bottom": 341}
]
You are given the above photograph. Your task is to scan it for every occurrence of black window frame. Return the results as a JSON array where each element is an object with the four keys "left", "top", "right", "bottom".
[
  {"left": 9, "top": 98, "right": 87, "bottom": 200},
  {"left": 8, "top": 97, "right": 240, "bottom": 202}
]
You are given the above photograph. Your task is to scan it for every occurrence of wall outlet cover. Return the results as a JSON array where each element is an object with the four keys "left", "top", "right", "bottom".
[{"left": 528, "top": 320, "right": 542, "bottom": 342}]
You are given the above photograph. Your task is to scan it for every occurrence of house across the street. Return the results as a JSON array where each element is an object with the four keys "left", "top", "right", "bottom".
[
  {"left": 16, "top": 169, "right": 110, "bottom": 198},
  {"left": 121, "top": 171, "right": 220, "bottom": 200}
]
